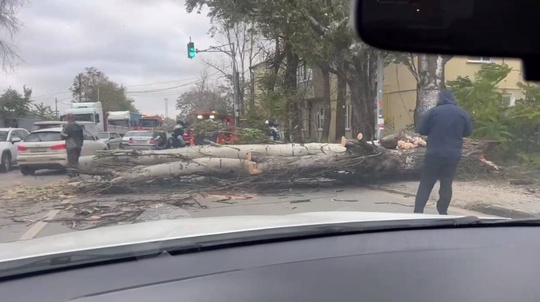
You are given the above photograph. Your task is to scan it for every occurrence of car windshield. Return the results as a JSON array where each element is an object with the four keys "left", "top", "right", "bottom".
[
  {"left": 0, "top": 131, "right": 8, "bottom": 142},
  {"left": 24, "top": 132, "right": 62, "bottom": 142},
  {"left": 0, "top": 1, "right": 539, "bottom": 272}
]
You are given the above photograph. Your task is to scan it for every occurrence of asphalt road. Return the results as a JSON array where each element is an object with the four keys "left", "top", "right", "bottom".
[{"left": 0, "top": 169, "right": 491, "bottom": 244}]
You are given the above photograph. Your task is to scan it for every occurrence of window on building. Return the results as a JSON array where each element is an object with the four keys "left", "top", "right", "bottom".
[
  {"left": 316, "top": 108, "right": 325, "bottom": 130},
  {"left": 297, "top": 64, "right": 313, "bottom": 84},
  {"left": 502, "top": 94, "right": 516, "bottom": 107},
  {"left": 468, "top": 56, "right": 492, "bottom": 63},
  {"left": 344, "top": 105, "right": 352, "bottom": 130}
]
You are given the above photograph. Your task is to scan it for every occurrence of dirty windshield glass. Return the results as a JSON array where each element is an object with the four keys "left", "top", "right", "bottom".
[
  {"left": 97, "top": 133, "right": 109, "bottom": 139},
  {"left": 0, "top": 1, "right": 538, "bottom": 253}
]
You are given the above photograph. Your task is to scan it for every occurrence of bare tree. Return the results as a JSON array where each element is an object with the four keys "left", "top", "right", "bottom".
[
  {"left": 0, "top": 0, "right": 25, "bottom": 71},
  {"left": 205, "top": 19, "right": 264, "bottom": 114}
]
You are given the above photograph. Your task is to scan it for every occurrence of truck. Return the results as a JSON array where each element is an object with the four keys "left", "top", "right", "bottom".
[
  {"left": 60, "top": 102, "right": 106, "bottom": 132},
  {"left": 135, "top": 115, "right": 163, "bottom": 131},
  {"left": 186, "top": 111, "right": 237, "bottom": 145},
  {"left": 106, "top": 111, "right": 142, "bottom": 135}
]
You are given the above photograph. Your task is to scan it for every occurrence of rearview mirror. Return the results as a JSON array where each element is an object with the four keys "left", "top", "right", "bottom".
[
  {"left": 352, "top": 0, "right": 540, "bottom": 80},
  {"left": 11, "top": 137, "right": 21, "bottom": 144}
]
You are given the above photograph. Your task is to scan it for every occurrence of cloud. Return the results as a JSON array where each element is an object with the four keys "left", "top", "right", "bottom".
[{"left": 0, "top": 0, "right": 225, "bottom": 116}]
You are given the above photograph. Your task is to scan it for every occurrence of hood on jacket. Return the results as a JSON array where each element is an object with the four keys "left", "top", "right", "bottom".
[{"left": 437, "top": 90, "right": 457, "bottom": 106}]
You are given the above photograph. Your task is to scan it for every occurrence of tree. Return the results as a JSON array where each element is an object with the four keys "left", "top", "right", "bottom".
[
  {"left": 447, "top": 63, "right": 513, "bottom": 141},
  {"left": 0, "top": 86, "right": 32, "bottom": 117},
  {"left": 0, "top": 0, "right": 25, "bottom": 71},
  {"left": 205, "top": 19, "right": 262, "bottom": 114},
  {"left": 393, "top": 53, "right": 453, "bottom": 128},
  {"left": 175, "top": 72, "right": 233, "bottom": 120},
  {"left": 31, "top": 102, "right": 56, "bottom": 120},
  {"left": 70, "top": 67, "right": 138, "bottom": 113}
]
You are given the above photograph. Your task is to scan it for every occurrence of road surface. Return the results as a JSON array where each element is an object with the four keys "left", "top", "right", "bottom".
[{"left": 0, "top": 169, "right": 491, "bottom": 244}]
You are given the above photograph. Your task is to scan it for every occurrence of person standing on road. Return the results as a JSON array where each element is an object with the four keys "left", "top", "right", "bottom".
[
  {"left": 61, "top": 113, "right": 84, "bottom": 178},
  {"left": 414, "top": 90, "right": 473, "bottom": 215}
]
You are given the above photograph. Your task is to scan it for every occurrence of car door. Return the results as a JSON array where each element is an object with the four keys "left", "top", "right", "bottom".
[
  {"left": 7, "top": 130, "right": 20, "bottom": 161},
  {"left": 111, "top": 133, "right": 121, "bottom": 148},
  {"left": 81, "top": 130, "right": 102, "bottom": 155},
  {"left": 12, "top": 130, "right": 30, "bottom": 162}
]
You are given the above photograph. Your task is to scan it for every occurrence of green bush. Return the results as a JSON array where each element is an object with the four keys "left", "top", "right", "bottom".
[{"left": 448, "top": 63, "right": 540, "bottom": 167}]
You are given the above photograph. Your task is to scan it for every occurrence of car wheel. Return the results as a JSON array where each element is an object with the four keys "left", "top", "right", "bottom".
[
  {"left": 20, "top": 166, "right": 35, "bottom": 176},
  {"left": 0, "top": 152, "right": 11, "bottom": 173}
]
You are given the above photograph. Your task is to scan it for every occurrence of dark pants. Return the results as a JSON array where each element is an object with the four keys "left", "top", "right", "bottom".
[
  {"left": 67, "top": 147, "right": 81, "bottom": 177},
  {"left": 414, "top": 155, "right": 460, "bottom": 215}
]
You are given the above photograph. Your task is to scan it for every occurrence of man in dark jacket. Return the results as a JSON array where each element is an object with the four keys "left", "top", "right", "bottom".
[
  {"left": 61, "top": 114, "right": 84, "bottom": 178},
  {"left": 414, "top": 90, "right": 473, "bottom": 214}
]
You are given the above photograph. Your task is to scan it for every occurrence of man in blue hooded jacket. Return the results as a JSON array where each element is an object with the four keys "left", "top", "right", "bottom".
[{"left": 414, "top": 90, "right": 473, "bottom": 214}]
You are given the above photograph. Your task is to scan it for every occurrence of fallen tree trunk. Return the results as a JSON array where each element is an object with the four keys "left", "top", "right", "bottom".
[
  {"left": 74, "top": 135, "right": 499, "bottom": 193},
  {"left": 110, "top": 158, "right": 261, "bottom": 184},
  {"left": 88, "top": 143, "right": 348, "bottom": 172}
]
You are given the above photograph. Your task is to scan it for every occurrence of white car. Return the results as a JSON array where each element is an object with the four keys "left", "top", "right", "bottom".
[
  {"left": 17, "top": 127, "right": 108, "bottom": 175},
  {"left": 0, "top": 128, "right": 30, "bottom": 173},
  {"left": 122, "top": 130, "right": 156, "bottom": 150}
]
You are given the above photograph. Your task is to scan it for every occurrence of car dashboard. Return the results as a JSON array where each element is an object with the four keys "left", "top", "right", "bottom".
[{"left": 0, "top": 226, "right": 539, "bottom": 302}]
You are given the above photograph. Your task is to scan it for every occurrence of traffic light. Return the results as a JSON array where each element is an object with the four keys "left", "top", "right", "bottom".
[{"left": 187, "top": 42, "right": 196, "bottom": 59}]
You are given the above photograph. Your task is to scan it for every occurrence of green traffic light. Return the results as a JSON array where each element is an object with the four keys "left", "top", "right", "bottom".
[{"left": 187, "top": 42, "right": 195, "bottom": 59}]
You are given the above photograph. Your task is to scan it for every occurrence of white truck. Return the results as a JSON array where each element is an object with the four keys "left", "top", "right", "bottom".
[
  {"left": 60, "top": 103, "right": 141, "bottom": 136},
  {"left": 61, "top": 102, "right": 106, "bottom": 132},
  {"left": 106, "top": 111, "right": 134, "bottom": 136}
]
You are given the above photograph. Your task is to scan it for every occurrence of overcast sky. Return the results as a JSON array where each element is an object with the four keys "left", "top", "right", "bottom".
[{"left": 0, "top": 0, "right": 228, "bottom": 117}]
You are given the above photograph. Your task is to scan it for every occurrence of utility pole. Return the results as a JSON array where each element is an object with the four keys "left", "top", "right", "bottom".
[
  {"left": 164, "top": 98, "right": 169, "bottom": 118},
  {"left": 97, "top": 86, "right": 100, "bottom": 103},
  {"left": 55, "top": 98, "right": 58, "bottom": 118},
  {"left": 375, "top": 53, "right": 384, "bottom": 140},
  {"left": 78, "top": 74, "right": 82, "bottom": 102}
]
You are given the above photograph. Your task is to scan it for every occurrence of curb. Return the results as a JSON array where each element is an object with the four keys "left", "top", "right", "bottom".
[{"left": 366, "top": 185, "right": 536, "bottom": 219}]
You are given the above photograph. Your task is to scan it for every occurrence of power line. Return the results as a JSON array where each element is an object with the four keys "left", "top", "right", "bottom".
[
  {"left": 126, "top": 71, "right": 221, "bottom": 94},
  {"left": 30, "top": 74, "right": 216, "bottom": 100}
]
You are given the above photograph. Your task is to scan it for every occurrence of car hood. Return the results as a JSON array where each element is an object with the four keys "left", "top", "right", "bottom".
[{"left": 0, "top": 211, "right": 482, "bottom": 262}]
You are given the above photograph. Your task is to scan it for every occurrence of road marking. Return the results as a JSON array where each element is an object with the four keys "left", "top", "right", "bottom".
[{"left": 19, "top": 210, "right": 60, "bottom": 241}]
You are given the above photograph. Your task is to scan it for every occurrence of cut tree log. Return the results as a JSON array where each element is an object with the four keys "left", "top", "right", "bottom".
[
  {"left": 96, "top": 158, "right": 261, "bottom": 187},
  {"left": 87, "top": 143, "right": 348, "bottom": 172}
]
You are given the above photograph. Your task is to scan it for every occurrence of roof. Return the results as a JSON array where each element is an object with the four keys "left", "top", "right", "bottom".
[{"left": 249, "top": 61, "right": 271, "bottom": 70}]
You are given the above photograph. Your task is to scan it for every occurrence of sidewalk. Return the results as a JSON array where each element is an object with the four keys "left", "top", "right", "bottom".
[{"left": 370, "top": 179, "right": 540, "bottom": 219}]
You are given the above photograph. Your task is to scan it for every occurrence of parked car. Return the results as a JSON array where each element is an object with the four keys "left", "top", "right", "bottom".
[
  {"left": 97, "top": 132, "right": 123, "bottom": 149},
  {"left": 0, "top": 128, "right": 30, "bottom": 173},
  {"left": 17, "top": 127, "right": 108, "bottom": 175},
  {"left": 122, "top": 130, "right": 155, "bottom": 150}
]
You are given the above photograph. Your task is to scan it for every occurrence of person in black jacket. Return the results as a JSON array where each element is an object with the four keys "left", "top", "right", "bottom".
[
  {"left": 60, "top": 114, "right": 84, "bottom": 178},
  {"left": 414, "top": 90, "right": 473, "bottom": 215}
]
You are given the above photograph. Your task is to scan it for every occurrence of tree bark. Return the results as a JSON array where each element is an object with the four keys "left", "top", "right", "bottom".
[
  {"left": 283, "top": 40, "right": 302, "bottom": 143},
  {"left": 320, "top": 67, "right": 332, "bottom": 142},
  {"left": 334, "top": 73, "right": 347, "bottom": 141},
  {"left": 414, "top": 54, "right": 451, "bottom": 128}
]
